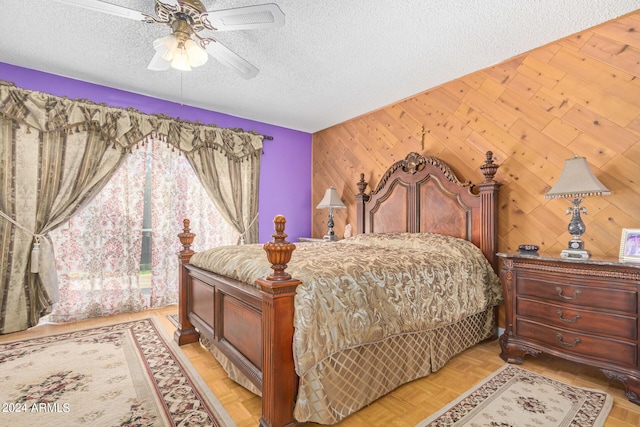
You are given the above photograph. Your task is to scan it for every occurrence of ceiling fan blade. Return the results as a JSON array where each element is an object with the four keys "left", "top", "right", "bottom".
[
  {"left": 202, "top": 3, "right": 285, "bottom": 31},
  {"left": 202, "top": 38, "right": 259, "bottom": 79},
  {"left": 51, "top": 0, "right": 147, "bottom": 21}
]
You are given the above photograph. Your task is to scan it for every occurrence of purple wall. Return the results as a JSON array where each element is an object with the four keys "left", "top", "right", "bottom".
[{"left": 0, "top": 62, "right": 312, "bottom": 242}]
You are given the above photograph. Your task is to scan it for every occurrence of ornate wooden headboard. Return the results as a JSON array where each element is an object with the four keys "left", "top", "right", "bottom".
[{"left": 355, "top": 151, "right": 501, "bottom": 269}]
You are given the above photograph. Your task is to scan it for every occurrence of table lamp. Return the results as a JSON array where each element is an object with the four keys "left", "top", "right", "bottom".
[
  {"left": 545, "top": 155, "right": 610, "bottom": 259},
  {"left": 316, "top": 187, "right": 346, "bottom": 241}
]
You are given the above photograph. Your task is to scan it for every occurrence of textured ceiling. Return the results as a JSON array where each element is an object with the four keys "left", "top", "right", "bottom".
[{"left": 0, "top": 1, "right": 638, "bottom": 133}]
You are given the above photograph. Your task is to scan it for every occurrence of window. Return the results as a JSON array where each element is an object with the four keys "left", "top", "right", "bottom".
[{"left": 46, "top": 138, "right": 238, "bottom": 322}]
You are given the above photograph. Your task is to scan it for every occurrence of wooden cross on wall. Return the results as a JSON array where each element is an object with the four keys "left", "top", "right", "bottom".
[{"left": 418, "top": 125, "right": 427, "bottom": 150}]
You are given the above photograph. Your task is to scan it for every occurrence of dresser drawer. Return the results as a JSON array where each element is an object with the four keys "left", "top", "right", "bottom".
[
  {"left": 516, "top": 318, "right": 637, "bottom": 367},
  {"left": 516, "top": 273, "right": 637, "bottom": 314},
  {"left": 516, "top": 298, "right": 637, "bottom": 340}
]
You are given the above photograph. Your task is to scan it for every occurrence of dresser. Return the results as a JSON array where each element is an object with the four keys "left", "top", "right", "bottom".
[{"left": 498, "top": 253, "right": 640, "bottom": 404}]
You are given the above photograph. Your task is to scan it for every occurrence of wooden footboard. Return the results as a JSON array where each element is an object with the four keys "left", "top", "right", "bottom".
[{"left": 174, "top": 216, "right": 300, "bottom": 427}]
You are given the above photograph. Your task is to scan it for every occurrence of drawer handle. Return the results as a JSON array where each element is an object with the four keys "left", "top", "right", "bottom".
[
  {"left": 556, "top": 333, "right": 581, "bottom": 347},
  {"left": 556, "top": 310, "right": 581, "bottom": 323},
  {"left": 556, "top": 287, "right": 582, "bottom": 300}
]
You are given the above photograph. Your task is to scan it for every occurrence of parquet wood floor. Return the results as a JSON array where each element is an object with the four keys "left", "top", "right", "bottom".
[{"left": 2, "top": 305, "right": 639, "bottom": 426}]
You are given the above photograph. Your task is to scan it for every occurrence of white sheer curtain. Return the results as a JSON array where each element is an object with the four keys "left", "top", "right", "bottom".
[
  {"left": 47, "top": 138, "right": 238, "bottom": 323},
  {"left": 46, "top": 143, "right": 146, "bottom": 321},
  {"left": 148, "top": 139, "right": 238, "bottom": 308}
]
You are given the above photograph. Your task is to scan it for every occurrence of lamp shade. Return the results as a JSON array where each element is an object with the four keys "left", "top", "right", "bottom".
[
  {"left": 316, "top": 187, "right": 346, "bottom": 209},
  {"left": 153, "top": 34, "right": 179, "bottom": 60},
  {"left": 147, "top": 50, "right": 172, "bottom": 71},
  {"left": 545, "top": 156, "right": 611, "bottom": 199},
  {"left": 184, "top": 39, "right": 208, "bottom": 67},
  {"left": 171, "top": 47, "right": 192, "bottom": 71}
]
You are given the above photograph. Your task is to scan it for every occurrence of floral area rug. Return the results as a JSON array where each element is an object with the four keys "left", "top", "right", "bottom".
[
  {"left": 0, "top": 317, "right": 235, "bottom": 426},
  {"left": 417, "top": 364, "right": 612, "bottom": 427}
]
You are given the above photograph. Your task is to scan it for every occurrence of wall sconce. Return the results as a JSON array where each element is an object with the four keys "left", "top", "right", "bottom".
[
  {"left": 316, "top": 187, "right": 346, "bottom": 241},
  {"left": 545, "top": 155, "right": 611, "bottom": 259}
]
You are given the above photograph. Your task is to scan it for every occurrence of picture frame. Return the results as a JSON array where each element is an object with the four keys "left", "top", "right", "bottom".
[{"left": 619, "top": 228, "right": 640, "bottom": 263}]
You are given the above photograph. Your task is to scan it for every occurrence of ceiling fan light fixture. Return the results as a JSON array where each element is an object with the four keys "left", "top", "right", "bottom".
[
  {"left": 59, "top": 0, "right": 285, "bottom": 77},
  {"left": 150, "top": 34, "right": 207, "bottom": 72}
]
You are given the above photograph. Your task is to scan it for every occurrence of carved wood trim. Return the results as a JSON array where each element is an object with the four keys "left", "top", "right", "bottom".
[
  {"left": 509, "top": 260, "right": 640, "bottom": 281},
  {"left": 371, "top": 152, "right": 471, "bottom": 195},
  {"left": 602, "top": 369, "right": 640, "bottom": 404}
]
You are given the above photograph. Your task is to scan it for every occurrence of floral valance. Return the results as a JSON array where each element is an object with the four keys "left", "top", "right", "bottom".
[{"left": 0, "top": 80, "right": 267, "bottom": 160}]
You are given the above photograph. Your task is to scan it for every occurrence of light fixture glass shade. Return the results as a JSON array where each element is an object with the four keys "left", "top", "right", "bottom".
[
  {"left": 316, "top": 187, "right": 346, "bottom": 209},
  {"left": 171, "top": 46, "right": 192, "bottom": 71},
  {"left": 153, "top": 34, "right": 178, "bottom": 61},
  {"left": 184, "top": 39, "right": 208, "bottom": 67},
  {"left": 147, "top": 50, "right": 172, "bottom": 71},
  {"left": 148, "top": 35, "right": 178, "bottom": 71},
  {"left": 545, "top": 156, "right": 610, "bottom": 199}
]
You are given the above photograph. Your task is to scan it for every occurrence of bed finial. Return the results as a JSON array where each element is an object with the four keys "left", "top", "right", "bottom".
[
  {"left": 480, "top": 151, "right": 499, "bottom": 182},
  {"left": 356, "top": 173, "right": 368, "bottom": 195},
  {"left": 403, "top": 152, "right": 422, "bottom": 174},
  {"left": 263, "top": 215, "right": 296, "bottom": 281},
  {"left": 178, "top": 218, "right": 195, "bottom": 254}
]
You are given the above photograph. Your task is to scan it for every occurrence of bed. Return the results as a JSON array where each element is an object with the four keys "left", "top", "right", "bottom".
[{"left": 174, "top": 151, "right": 502, "bottom": 427}]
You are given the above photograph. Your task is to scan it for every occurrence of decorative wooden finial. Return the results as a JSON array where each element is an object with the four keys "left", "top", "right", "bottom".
[
  {"left": 402, "top": 152, "right": 421, "bottom": 174},
  {"left": 480, "top": 151, "right": 499, "bottom": 182},
  {"left": 356, "top": 173, "right": 368, "bottom": 195},
  {"left": 178, "top": 218, "right": 195, "bottom": 254},
  {"left": 263, "top": 215, "right": 296, "bottom": 281}
]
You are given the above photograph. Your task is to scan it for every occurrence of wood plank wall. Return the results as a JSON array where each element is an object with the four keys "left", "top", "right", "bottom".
[{"left": 312, "top": 11, "right": 640, "bottom": 258}]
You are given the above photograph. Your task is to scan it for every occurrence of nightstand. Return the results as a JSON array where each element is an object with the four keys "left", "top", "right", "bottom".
[
  {"left": 498, "top": 252, "right": 640, "bottom": 405},
  {"left": 297, "top": 237, "right": 326, "bottom": 243}
]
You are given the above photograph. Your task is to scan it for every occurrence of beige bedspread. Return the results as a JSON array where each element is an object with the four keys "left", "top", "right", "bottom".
[{"left": 190, "top": 233, "right": 502, "bottom": 377}]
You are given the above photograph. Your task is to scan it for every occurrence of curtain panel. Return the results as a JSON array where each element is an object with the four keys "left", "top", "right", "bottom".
[
  {"left": 0, "top": 81, "right": 265, "bottom": 334},
  {"left": 46, "top": 138, "right": 238, "bottom": 323}
]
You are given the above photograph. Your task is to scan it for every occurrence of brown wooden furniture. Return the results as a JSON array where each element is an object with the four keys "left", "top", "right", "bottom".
[
  {"left": 174, "top": 151, "right": 501, "bottom": 427},
  {"left": 297, "top": 237, "right": 327, "bottom": 242},
  {"left": 498, "top": 253, "right": 640, "bottom": 404}
]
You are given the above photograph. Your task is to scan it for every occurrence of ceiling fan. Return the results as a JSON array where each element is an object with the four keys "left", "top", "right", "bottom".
[{"left": 52, "top": 0, "right": 285, "bottom": 79}]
